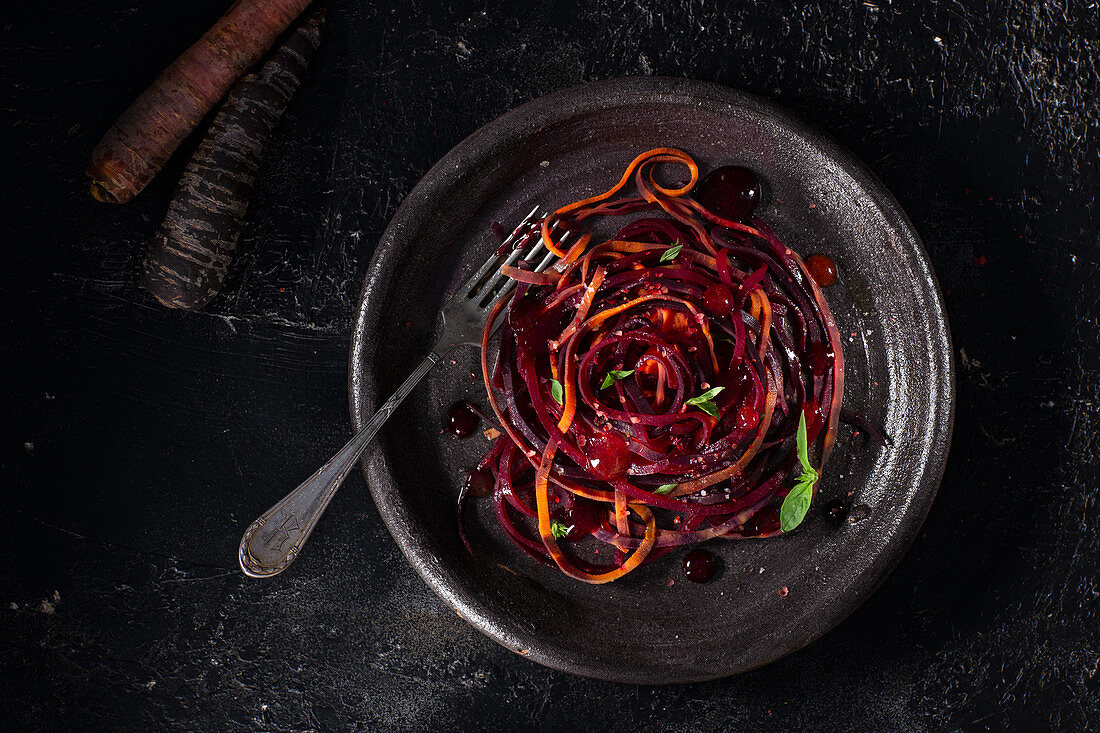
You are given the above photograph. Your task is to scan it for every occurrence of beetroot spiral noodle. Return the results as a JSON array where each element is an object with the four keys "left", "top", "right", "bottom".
[{"left": 462, "top": 148, "right": 845, "bottom": 584}]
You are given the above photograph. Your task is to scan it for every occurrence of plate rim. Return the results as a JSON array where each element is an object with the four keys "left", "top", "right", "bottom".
[{"left": 349, "top": 75, "right": 955, "bottom": 683}]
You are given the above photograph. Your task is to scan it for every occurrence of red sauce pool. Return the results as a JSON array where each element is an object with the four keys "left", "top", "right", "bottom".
[
  {"left": 805, "top": 254, "right": 838, "bottom": 287},
  {"left": 682, "top": 548, "right": 716, "bottom": 582},
  {"left": 447, "top": 401, "right": 480, "bottom": 438},
  {"left": 823, "top": 498, "right": 850, "bottom": 524},
  {"left": 697, "top": 166, "right": 761, "bottom": 223}
]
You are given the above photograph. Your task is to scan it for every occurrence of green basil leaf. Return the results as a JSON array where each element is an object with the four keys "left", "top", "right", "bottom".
[
  {"left": 780, "top": 477, "right": 814, "bottom": 532},
  {"left": 659, "top": 242, "right": 683, "bottom": 263},
  {"left": 550, "top": 379, "right": 564, "bottom": 405},
  {"left": 796, "top": 409, "right": 812, "bottom": 474},
  {"left": 550, "top": 520, "right": 569, "bottom": 539},
  {"left": 600, "top": 369, "right": 635, "bottom": 390},
  {"left": 654, "top": 483, "right": 678, "bottom": 495},
  {"left": 686, "top": 386, "right": 725, "bottom": 406},
  {"left": 694, "top": 400, "right": 719, "bottom": 417},
  {"left": 780, "top": 408, "right": 821, "bottom": 532}
]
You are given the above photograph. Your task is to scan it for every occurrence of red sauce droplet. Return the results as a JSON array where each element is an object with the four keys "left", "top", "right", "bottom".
[
  {"left": 805, "top": 254, "right": 838, "bottom": 287},
  {"left": 682, "top": 548, "right": 716, "bottom": 582},
  {"left": 561, "top": 498, "right": 602, "bottom": 540},
  {"left": 584, "top": 432, "right": 632, "bottom": 481},
  {"left": 447, "top": 401, "right": 480, "bottom": 438},
  {"left": 805, "top": 342, "right": 834, "bottom": 375},
  {"left": 697, "top": 166, "right": 761, "bottom": 222},
  {"left": 464, "top": 466, "right": 494, "bottom": 499},
  {"left": 742, "top": 505, "right": 780, "bottom": 536},
  {"left": 703, "top": 283, "right": 735, "bottom": 316},
  {"left": 823, "top": 498, "right": 850, "bottom": 524}
]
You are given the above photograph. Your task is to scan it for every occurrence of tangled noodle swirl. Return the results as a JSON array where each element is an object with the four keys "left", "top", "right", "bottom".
[{"left": 464, "top": 148, "right": 844, "bottom": 583}]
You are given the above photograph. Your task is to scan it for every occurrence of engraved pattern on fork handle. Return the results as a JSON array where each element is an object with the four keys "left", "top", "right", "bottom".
[{"left": 239, "top": 351, "right": 443, "bottom": 578}]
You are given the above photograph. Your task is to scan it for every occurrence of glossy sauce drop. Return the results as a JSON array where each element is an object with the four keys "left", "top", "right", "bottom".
[
  {"left": 805, "top": 254, "right": 838, "bottom": 287},
  {"left": 584, "top": 432, "right": 632, "bottom": 481},
  {"left": 697, "top": 166, "right": 761, "bottom": 223},
  {"left": 703, "top": 283, "right": 735, "bottom": 316},
  {"left": 464, "top": 466, "right": 494, "bottom": 499},
  {"left": 682, "top": 548, "right": 716, "bottom": 583},
  {"left": 447, "top": 401, "right": 480, "bottom": 438}
]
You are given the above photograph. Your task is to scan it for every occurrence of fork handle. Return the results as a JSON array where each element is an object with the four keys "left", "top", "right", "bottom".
[{"left": 239, "top": 351, "right": 443, "bottom": 578}]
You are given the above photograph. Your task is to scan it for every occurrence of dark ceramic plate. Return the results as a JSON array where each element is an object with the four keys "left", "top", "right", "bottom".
[{"left": 350, "top": 77, "right": 953, "bottom": 684}]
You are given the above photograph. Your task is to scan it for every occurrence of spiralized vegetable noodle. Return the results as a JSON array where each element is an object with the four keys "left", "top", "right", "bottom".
[{"left": 463, "top": 148, "right": 843, "bottom": 584}]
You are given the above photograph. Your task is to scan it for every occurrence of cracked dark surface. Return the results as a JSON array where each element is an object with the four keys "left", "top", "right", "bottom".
[{"left": 1, "top": 0, "right": 1097, "bottom": 730}]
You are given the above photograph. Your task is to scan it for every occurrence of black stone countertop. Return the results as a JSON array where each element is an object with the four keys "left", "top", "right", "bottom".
[{"left": 2, "top": 1, "right": 1097, "bottom": 730}]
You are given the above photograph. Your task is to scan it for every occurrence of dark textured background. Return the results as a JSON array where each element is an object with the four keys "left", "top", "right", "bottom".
[{"left": 2, "top": 0, "right": 1097, "bottom": 730}]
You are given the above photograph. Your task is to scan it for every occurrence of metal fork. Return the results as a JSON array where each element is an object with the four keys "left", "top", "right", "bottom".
[{"left": 238, "top": 206, "right": 565, "bottom": 578}]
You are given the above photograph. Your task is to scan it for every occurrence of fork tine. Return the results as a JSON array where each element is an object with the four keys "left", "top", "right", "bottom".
[
  {"left": 505, "top": 222, "right": 563, "bottom": 266},
  {"left": 518, "top": 238, "right": 548, "bottom": 268},
  {"left": 461, "top": 205, "right": 541, "bottom": 295},
  {"left": 472, "top": 244, "right": 531, "bottom": 304},
  {"left": 533, "top": 247, "right": 558, "bottom": 273},
  {"left": 478, "top": 230, "right": 570, "bottom": 310},
  {"left": 477, "top": 230, "right": 570, "bottom": 308},
  {"left": 480, "top": 279, "right": 518, "bottom": 311},
  {"left": 497, "top": 230, "right": 545, "bottom": 270}
]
